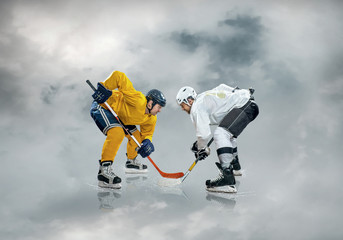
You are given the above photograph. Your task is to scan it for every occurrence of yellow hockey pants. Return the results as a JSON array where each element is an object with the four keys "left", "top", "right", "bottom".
[{"left": 101, "top": 127, "right": 142, "bottom": 163}]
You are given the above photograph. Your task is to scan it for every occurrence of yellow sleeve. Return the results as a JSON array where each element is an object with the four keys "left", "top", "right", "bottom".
[
  {"left": 101, "top": 71, "right": 143, "bottom": 106},
  {"left": 101, "top": 71, "right": 134, "bottom": 91},
  {"left": 140, "top": 116, "right": 157, "bottom": 142}
]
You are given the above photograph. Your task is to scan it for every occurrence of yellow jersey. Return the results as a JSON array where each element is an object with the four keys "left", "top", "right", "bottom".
[{"left": 100, "top": 71, "right": 157, "bottom": 141}]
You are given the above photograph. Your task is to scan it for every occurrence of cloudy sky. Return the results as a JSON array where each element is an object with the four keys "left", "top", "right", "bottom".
[{"left": 1, "top": 0, "right": 343, "bottom": 239}]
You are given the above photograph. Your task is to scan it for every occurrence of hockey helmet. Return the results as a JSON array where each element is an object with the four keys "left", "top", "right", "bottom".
[
  {"left": 176, "top": 86, "right": 197, "bottom": 106},
  {"left": 146, "top": 89, "right": 167, "bottom": 108}
]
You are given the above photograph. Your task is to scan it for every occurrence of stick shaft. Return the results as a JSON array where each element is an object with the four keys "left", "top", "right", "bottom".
[
  {"left": 86, "top": 80, "right": 97, "bottom": 91},
  {"left": 181, "top": 138, "right": 214, "bottom": 182}
]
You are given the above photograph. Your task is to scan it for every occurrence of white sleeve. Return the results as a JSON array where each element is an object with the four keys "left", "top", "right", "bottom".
[{"left": 191, "top": 110, "right": 212, "bottom": 149}]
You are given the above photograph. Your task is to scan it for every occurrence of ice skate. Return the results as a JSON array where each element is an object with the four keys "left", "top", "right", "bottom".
[
  {"left": 125, "top": 157, "right": 148, "bottom": 174},
  {"left": 231, "top": 156, "right": 242, "bottom": 176},
  {"left": 98, "top": 161, "right": 122, "bottom": 189},
  {"left": 206, "top": 162, "right": 237, "bottom": 193}
]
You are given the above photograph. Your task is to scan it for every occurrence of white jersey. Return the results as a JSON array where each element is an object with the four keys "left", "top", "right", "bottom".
[{"left": 190, "top": 84, "right": 251, "bottom": 149}]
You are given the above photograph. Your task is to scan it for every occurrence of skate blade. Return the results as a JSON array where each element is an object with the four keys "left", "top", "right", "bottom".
[
  {"left": 206, "top": 185, "right": 237, "bottom": 194},
  {"left": 98, "top": 181, "right": 121, "bottom": 189},
  {"left": 125, "top": 168, "right": 148, "bottom": 174},
  {"left": 233, "top": 170, "right": 242, "bottom": 176}
]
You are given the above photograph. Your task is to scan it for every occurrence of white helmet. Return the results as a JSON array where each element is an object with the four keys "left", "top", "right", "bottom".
[{"left": 176, "top": 86, "right": 197, "bottom": 106}]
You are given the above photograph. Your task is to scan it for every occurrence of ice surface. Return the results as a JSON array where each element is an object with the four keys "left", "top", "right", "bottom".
[{"left": 2, "top": 154, "right": 342, "bottom": 240}]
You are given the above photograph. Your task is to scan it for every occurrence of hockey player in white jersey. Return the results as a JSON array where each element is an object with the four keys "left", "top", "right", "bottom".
[{"left": 176, "top": 84, "right": 259, "bottom": 193}]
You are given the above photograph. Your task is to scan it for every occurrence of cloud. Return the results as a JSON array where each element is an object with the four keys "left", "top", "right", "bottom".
[
  {"left": 170, "top": 30, "right": 201, "bottom": 52},
  {"left": 215, "top": 15, "right": 264, "bottom": 65},
  {"left": 168, "top": 14, "right": 265, "bottom": 90}
]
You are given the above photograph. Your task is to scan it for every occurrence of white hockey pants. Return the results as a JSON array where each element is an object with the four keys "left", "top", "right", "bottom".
[{"left": 213, "top": 127, "right": 238, "bottom": 169}]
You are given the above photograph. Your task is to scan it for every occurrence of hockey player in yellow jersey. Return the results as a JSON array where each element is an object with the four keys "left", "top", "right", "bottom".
[{"left": 90, "top": 71, "right": 166, "bottom": 189}]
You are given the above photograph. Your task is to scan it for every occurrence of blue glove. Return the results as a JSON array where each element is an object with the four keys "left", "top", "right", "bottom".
[
  {"left": 138, "top": 139, "right": 154, "bottom": 158},
  {"left": 92, "top": 83, "right": 112, "bottom": 103}
]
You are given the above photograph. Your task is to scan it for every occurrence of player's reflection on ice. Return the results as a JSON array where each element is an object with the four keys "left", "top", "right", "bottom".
[
  {"left": 97, "top": 191, "right": 121, "bottom": 210},
  {"left": 96, "top": 174, "right": 188, "bottom": 210},
  {"left": 97, "top": 174, "right": 148, "bottom": 210},
  {"left": 96, "top": 174, "right": 150, "bottom": 210},
  {"left": 96, "top": 177, "right": 245, "bottom": 210},
  {"left": 204, "top": 180, "right": 240, "bottom": 209},
  {"left": 206, "top": 192, "right": 236, "bottom": 208},
  {"left": 125, "top": 174, "right": 148, "bottom": 184}
]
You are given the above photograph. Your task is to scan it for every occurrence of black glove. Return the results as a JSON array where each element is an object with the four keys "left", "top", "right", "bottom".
[
  {"left": 195, "top": 147, "right": 210, "bottom": 161},
  {"left": 92, "top": 83, "right": 112, "bottom": 103},
  {"left": 191, "top": 141, "right": 210, "bottom": 160},
  {"left": 190, "top": 141, "right": 198, "bottom": 153}
]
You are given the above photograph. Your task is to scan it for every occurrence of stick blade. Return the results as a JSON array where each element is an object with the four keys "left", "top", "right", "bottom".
[
  {"left": 161, "top": 172, "right": 184, "bottom": 179},
  {"left": 158, "top": 178, "right": 182, "bottom": 187}
]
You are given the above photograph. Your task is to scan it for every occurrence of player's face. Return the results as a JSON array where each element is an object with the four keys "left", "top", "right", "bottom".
[
  {"left": 180, "top": 102, "right": 191, "bottom": 114},
  {"left": 150, "top": 103, "right": 163, "bottom": 116}
]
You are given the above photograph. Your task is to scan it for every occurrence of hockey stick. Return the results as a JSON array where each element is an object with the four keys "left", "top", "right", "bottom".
[
  {"left": 182, "top": 137, "right": 214, "bottom": 182},
  {"left": 86, "top": 80, "right": 184, "bottom": 179}
]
